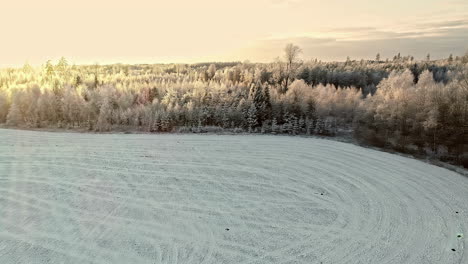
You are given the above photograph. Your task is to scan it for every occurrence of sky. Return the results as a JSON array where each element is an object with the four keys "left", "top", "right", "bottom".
[{"left": 1, "top": 0, "right": 467, "bottom": 66}]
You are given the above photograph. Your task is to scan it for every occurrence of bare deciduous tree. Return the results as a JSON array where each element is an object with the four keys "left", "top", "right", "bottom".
[{"left": 283, "top": 43, "right": 302, "bottom": 92}]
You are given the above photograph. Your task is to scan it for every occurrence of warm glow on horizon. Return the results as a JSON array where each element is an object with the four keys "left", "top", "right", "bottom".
[{"left": 1, "top": 0, "right": 467, "bottom": 67}]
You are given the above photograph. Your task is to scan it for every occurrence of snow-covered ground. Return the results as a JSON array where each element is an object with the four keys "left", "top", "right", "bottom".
[{"left": 0, "top": 129, "right": 466, "bottom": 264}]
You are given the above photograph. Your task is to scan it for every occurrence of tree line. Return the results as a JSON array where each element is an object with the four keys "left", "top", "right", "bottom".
[{"left": 0, "top": 46, "right": 467, "bottom": 167}]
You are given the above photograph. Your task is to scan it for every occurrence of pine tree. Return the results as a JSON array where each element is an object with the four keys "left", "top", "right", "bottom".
[
  {"left": 247, "top": 103, "right": 257, "bottom": 132},
  {"left": 220, "top": 102, "right": 230, "bottom": 128},
  {"left": 86, "top": 113, "right": 93, "bottom": 131},
  {"left": 254, "top": 84, "right": 266, "bottom": 124},
  {"left": 56, "top": 57, "right": 68, "bottom": 75},
  {"left": 196, "top": 119, "right": 202, "bottom": 133},
  {"left": 298, "top": 117, "right": 305, "bottom": 134},
  {"left": 271, "top": 118, "right": 278, "bottom": 134},
  {"left": 282, "top": 113, "right": 292, "bottom": 134},
  {"left": 75, "top": 75, "right": 82, "bottom": 86},
  {"left": 305, "top": 117, "right": 312, "bottom": 135},
  {"left": 315, "top": 117, "right": 324, "bottom": 134},
  {"left": 263, "top": 85, "right": 272, "bottom": 120},
  {"left": 161, "top": 114, "right": 171, "bottom": 132},
  {"left": 93, "top": 74, "right": 99, "bottom": 89},
  {"left": 152, "top": 117, "right": 161, "bottom": 132},
  {"left": 45, "top": 60, "right": 55, "bottom": 81},
  {"left": 306, "top": 98, "right": 316, "bottom": 121},
  {"left": 291, "top": 115, "right": 299, "bottom": 135}
]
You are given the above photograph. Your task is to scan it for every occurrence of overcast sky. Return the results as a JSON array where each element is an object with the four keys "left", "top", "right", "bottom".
[{"left": 1, "top": 0, "right": 467, "bottom": 66}]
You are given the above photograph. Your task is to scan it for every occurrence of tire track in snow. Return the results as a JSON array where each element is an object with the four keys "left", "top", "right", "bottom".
[{"left": 0, "top": 129, "right": 467, "bottom": 264}]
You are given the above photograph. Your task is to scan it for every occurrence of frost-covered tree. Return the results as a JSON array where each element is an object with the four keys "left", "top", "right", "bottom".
[
  {"left": 0, "top": 91, "right": 9, "bottom": 123},
  {"left": 6, "top": 90, "right": 24, "bottom": 126},
  {"left": 207, "top": 64, "right": 216, "bottom": 80},
  {"left": 283, "top": 43, "right": 302, "bottom": 92},
  {"left": 96, "top": 98, "right": 112, "bottom": 131},
  {"left": 247, "top": 103, "right": 257, "bottom": 132},
  {"left": 0, "top": 55, "right": 466, "bottom": 166}
]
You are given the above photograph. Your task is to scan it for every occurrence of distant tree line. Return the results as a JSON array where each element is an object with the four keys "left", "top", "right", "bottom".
[{"left": 0, "top": 47, "right": 467, "bottom": 167}]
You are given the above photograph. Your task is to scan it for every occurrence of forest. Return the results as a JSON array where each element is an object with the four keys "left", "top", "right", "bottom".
[{"left": 0, "top": 45, "right": 467, "bottom": 167}]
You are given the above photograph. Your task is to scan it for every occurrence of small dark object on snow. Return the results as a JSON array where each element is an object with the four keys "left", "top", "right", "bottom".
[
  {"left": 455, "top": 211, "right": 459, "bottom": 214},
  {"left": 321, "top": 193, "right": 323, "bottom": 195},
  {"left": 225, "top": 228, "right": 230, "bottom": 231},
  {"left": 457, "top": 235, "right": 462, "bottom": 238},
  {"left": 451, "top": 248, "right": 456, "bottom": 252}
]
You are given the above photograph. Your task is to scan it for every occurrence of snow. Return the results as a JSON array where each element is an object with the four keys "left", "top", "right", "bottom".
[{"left": 0, "top": 128, "right": 467, "bottom": 264}]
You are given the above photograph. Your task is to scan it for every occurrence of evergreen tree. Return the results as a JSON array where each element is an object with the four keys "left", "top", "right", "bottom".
[
  {"left": 45, "top": 60, "right": 55, "bottom": 81},
  {"left": 271, "top": 118, "right": 278, "bottom": 134},
  {"left": 247, "top": 103, "right": 257, "bottom": 132},
  {"left": 263, "top": 85, "right": 272, "bottom": 120},
  {"left": 75, "top": 75, "right": 82, "bottom": 86},
  {"left": 315, "top": 117, "right": 325, "bottom": 135}
]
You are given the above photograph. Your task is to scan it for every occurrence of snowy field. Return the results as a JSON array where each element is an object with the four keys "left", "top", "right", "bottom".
[{"left": 0, "top": 129, "right": 467, "bottom": 264}]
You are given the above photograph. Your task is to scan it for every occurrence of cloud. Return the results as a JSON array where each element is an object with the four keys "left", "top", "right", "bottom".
[
  {"left": 327, "top": 27, "right": 376, "bottom": 33},
  {"left": 236, "top": 20, "right": 468, "bottom": 61},
  {"left": 327, "top": 18, "right": 468, "bottom": 41},
  {"left": 419, "top": 19, "right": 468, "bottom": 28}
]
